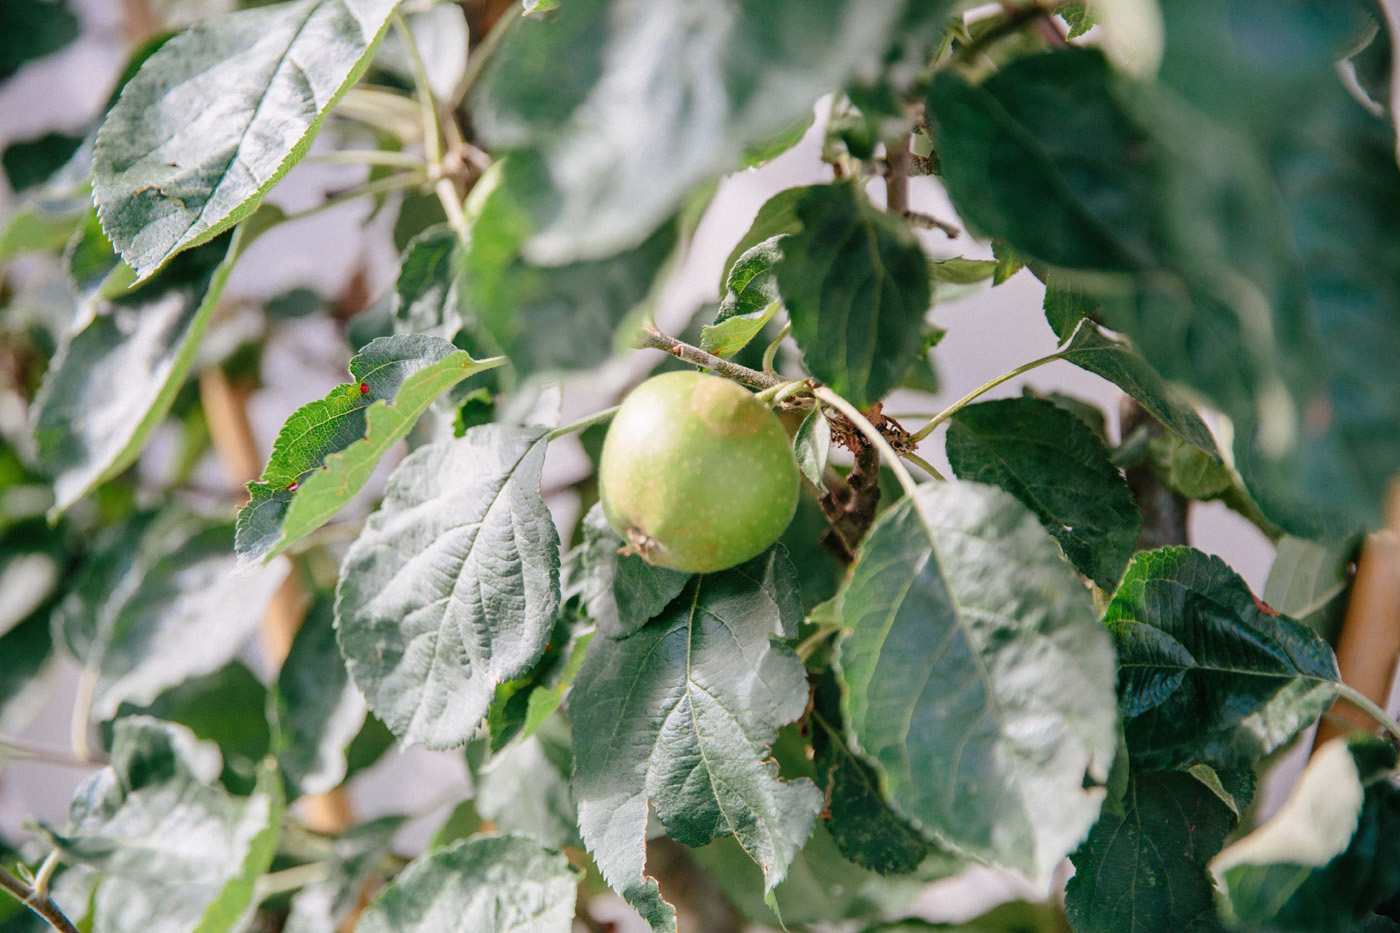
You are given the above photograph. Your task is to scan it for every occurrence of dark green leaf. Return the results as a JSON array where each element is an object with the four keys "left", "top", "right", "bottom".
[
  {"left": 562, "top": 503, "right": 690, "bottom": 639},
  {"left": 1059, "top": 322, "right": 1219, "bottom": 459},
  {"left": 336, "top": 425, "right": 558, "bottom": 749},
  {"left": 775, "top": 183, "right": 932, "bottom": 407},
  {"left": 272, "top": 598, "right": 365, "bottom": 798},
  {"left": 811, "top": 673, "right": 952, "bottom": 876},
  {"left": 474, "top": 0, "right": 923, "bottom": 264},
  {"left": 94, "top": 0, "right": 398, "bottom": 278},
  {"left": 1213, "top": 736, "right": 1400, "bottom": 933},
  {"left": 2, "top": 132, "right": 84, "bottom": 193},
  {"left": 0, "top": 613, "right": 53, "bottom": 734},
  {"left": 928, "top": 49, "right": 1157, "bottom": 271},
  {"left": 53, "top": 512, "right": 288, "bottom": 721},
  {"left": 571, "top": 549, "right": 820, "bottom": 930},
  {"left": 838, "top": 482, "right": 1119, "bottom": 882},
  {"left": 46, "top": 718, "right": 282, "bottom": 933},
  {"left": 947, "top": 397, "right": 1141, "bottom": 588},
  {"left": 236, "top": 334, "right": 501, "bottom": 562},
  {"left": 701, "top": 237, "right": 784, "bottom": 359},
  {"left": 0, "top": 0, "right": 78, "bottom": 79},
  {"left": 32, "top": 228, "right": 244, "bottom": 514},
  {"left": 1066, "top": 770, "right": 1236, "bottom": 933},
  {"left": 1106, "top": 547, "right": 1340, "bottom": 771},
  {"left": 356, "top": 835, "right": 577, "bottom": 933}
]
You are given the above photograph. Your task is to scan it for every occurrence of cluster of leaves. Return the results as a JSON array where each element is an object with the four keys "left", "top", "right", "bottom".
[{"left": 2, "top": 0, "right": 1399, "bottom": 932}]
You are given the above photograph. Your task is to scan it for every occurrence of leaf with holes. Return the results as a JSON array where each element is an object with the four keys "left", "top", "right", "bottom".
[{"left": 236, "top": 335, "right": 503, "bottom": 562}]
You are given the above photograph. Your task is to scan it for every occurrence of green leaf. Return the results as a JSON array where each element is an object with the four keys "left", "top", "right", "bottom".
[
  {"left": 236, "top": 334, "right": 502, "bottom": 562},
  {"left": 2, "top": 132, "right": 84, "bottom": 194},
  {"left": 356, "top": 835, "right": 577, "bottom": 933},
  {"left": 1059, "top": 321, "right": 1220, "bottom": 459},
  {"left": 46, "top": 718, "right": 282, "bottom": 933},
  {"left": 1148, "top": 432, "right": 1234, "bottom": 501},
  {"left": 775, "top": 183, "right": 932, "bottom": 407},
  {"left": 1213, "top": 736, "right": 1400, "bottom": 933},
  {"left": 272, "top": 597, "right": 366, "bottom": 798},
  {"left": 570, "top": 549, "right": 820, "bottom": 931},
  {"left": 0, "top": 0, "right": 78, "bottom": 78},
  {"left": 721, "top": 187, "right": 807, "bottom": 290},
  {"left": 53, "top": 512, "right": 288, "bottom": 721},
  {"left": 793, "top": 408, "right": 831, "bottom": 489},
  {"left": 562, "top": 503, "right": 690, "bottom": 639},
  {"left": 701, "top": 237, "right": 784, "bottom": 359},
  {"left": 947, "top": 397, "right": 1141, "bottom": 589},
  {"left": 1105, "top": 547, "right": 1341, "bottom": 771},
  {"left": 927, "top": 257, "right": 999, "bottom": 285},
  {"left": 475, "top": 715, "right": 579, "bottom": 849},
  {"left": 336, "top": 425, "right": 559, "bottom": 749},
  {"left": 838, "top": 482, "right": 1119, "bottom": 882},
  {"left": 409, "top": 163, "right": 680, "bottom": 379},
  {"left": 93, "top": 0, "right": 398, "bottom": 279},
  {"left": 1263, "top": 535, "right": 1356, "bottom": 639},
  {"left": 284, "top": 816, "right": 405, "bottom": 933},
  {"left": 474, "top": 0, "right": 923, "bottom": 264},
  {"left": 811, "top": 672, "right": 953, "bottom": 876},
  {"left": 32, "top": 227, "right": 244, "bottom": 514},
  {"left": 1066, "top": 770, "right": 1236, "bottom": 933}
]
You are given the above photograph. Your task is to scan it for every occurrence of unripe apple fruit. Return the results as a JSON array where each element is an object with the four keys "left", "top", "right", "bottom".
[{"left": 599, "top": 371, "right": 800, "bottom": 573}]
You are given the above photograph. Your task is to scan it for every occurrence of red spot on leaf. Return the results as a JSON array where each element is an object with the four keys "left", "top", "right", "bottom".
[
  {"left": 286, "top": 481, "right": 298, "bottom": 492},
  {"left": 359, "top": 382, "right": 370, "bottom": 395},
  {"left": 1253, "top": 594, "right": 1278, "bottom": 616}
]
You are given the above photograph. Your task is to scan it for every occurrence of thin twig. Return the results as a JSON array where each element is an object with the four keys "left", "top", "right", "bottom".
[
  {"left": 637, "top": 323, "right": 784, "bottom": 390},
  {"left": 885, "top": 134, "right": 912, "bottom": 217},
  {"left": 0, "top": 735, "right": 104, "bottom": 770},
  {"left": 0, "top": 866, "right": 80, "bottom": 933},
  {"left": 904, "top": 211, "right": 961, "bottom": 237}
]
